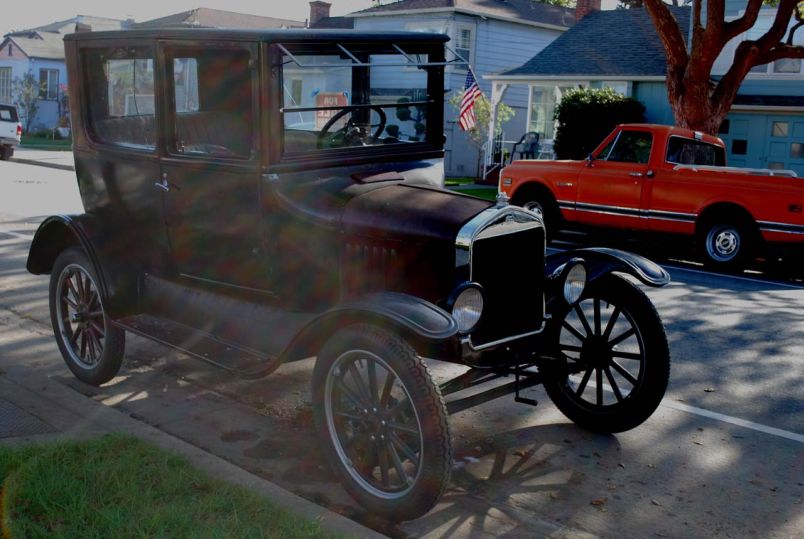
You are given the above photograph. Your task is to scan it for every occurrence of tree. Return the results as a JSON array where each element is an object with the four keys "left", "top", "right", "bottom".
[
  {"left": 12, "top": 71, "right": 40, "bottom": 133},
  {"left": 448, "top": 93, "right": 515, "bottom": 178},
  {"left": 644, "top": 0, "right": 804, "bottom": 134}
]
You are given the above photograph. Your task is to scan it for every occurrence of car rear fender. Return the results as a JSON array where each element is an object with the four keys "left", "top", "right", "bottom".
[
  {"left": 280, "top": 292, "right": 460, "bottom": 363},
  {"left": 27, "top": 214, "right": 139, "bottom": 317},
  {"left": 546, "top": 247, "right": 670, "bottom": 289}
]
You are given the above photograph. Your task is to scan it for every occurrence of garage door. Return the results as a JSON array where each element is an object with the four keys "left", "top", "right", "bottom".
[{"left": 766, "top": 115, "right": 804, "bottom": 177}]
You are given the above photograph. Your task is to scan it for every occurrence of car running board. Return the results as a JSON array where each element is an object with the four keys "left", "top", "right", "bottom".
[{"left": 114, "top": 314, "right": 281, "bottom": 379}]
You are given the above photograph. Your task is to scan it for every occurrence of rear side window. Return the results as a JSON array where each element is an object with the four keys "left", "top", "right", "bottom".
[
  {"left": 666, "top": 136, "right": 726, "bottom": 166},
  {"left": 605, "top": 131, "right": 653, "bottom": 164},
  {"left": 167, "top": 46, "right": 255, "bottom": 159},
  {"left": 82, "top": 47, "right": 156, "bottom": 150},
  {"left": 0, "top": 106, "right": 18, "bottom": 122}
]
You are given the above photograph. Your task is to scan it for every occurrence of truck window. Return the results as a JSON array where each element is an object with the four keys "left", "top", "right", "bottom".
[
  {"left": 605, "top": 131, "right": 653, "bottom": 164},
  {"left": 167, "top": 47, "right": 255, "bottom": 159},
  {"left": 666, "top": 136, "right": 726, "bottom": 167},
  {"left": 82, "top": 47, "right": 156, "bottom": 150},
  {"left": 279, "top": 43, "right": 437, "bottom": 157}
]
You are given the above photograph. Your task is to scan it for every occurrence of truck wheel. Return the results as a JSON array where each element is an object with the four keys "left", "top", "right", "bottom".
[
  {"left": 312, "top": 324, "right": 452, "bottom": 521},
  {"left": 698, "top": 221, "right": 753, "bottom": 271},
  {"left": 49, "top": 247, "right": 125, "bottom": 386},
  {"left": 543, "top": 275, "right": 670, "bottom": 433},
  {"left": 519, "top": 194, "right": 559, "bottom": 240},
  {"left": 0, "top": 146, "right": 11, "bottom": 161}
]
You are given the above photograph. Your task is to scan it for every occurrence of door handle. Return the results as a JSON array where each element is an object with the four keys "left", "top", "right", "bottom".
[
  {"left": 154, "top": 173, "right": 175, "bottom": 192},
  {"left": 629, "top": 172, "right": 644, "bottom": 178}
]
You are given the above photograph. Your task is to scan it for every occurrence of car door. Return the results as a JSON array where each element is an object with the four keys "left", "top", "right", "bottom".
[
  {"left": 158, "top": 42, "right": 270, "bottom": 291},
  {"left": 576, "top": 129, "right": 654, "bottom": 229}
]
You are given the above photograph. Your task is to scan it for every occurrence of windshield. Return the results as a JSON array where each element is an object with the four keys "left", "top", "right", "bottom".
[{"left": 278, "top": 42, "right": 441, "bottom": 158}]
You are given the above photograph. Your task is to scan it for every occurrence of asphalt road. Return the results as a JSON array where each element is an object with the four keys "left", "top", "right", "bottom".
[{"left": 1, "top": 159, "right": 802, "bottom": 538}]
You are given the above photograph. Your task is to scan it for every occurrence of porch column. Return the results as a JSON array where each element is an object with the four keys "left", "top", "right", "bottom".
[{"left": 483, "top": 81, "right": 509, "bottom": 178}]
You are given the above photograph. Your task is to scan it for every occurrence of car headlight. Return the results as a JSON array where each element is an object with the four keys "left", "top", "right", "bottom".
[
  {"left": 449, "top": 283, "right": 485, "bottom": 334},
  {"left": 563, "top": 263, "right": 587, "bottom": 305}
]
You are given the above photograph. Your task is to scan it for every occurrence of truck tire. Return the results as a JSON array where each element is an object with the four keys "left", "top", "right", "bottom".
[
  {"left": 517, "top": 192, "right": 560, "bottom": 240},
  {"left": 698, "top": 219, "right": 755, "bottom": 271},
  {"left": 312, "top": 324, "right": 452, "bottom": 521},
  {"left": 543, "top": 275, "right": 670, "bottom": 433},
  {"left": 49, "top": 247, "right": 125, "bottom": 386},
  {"left": 0, "top": 146, "right": 11, "bottom": 161}
]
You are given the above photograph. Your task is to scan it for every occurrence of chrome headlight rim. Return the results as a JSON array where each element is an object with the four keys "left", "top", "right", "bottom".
[{"left": 447, "top": 282, "right": 485, "bottom": 335}]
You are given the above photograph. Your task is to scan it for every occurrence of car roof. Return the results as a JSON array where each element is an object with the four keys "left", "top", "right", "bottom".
[{"left": 64, "top": 28, "right": 450, "bottom": 44}]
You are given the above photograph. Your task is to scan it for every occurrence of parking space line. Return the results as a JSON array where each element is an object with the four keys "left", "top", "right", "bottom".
[{"left": 663, "top": 400, "right": 804, "bottom": 444}]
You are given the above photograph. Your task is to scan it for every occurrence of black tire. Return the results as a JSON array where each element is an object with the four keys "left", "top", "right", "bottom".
[
  {"left": 516, "top": 191, "right": 560, "bottom": 240},
  {"left": 0, "top": 146, "right": 11, "bottom": 161},
  {"left": 312, "top": 324, "right": 452, "bottom": 521},
  {"left": 697, "top": 219, "right": 755, "bottom": 271},
  {"left": 49, "top": 247, "right": 125, "bottom": 386},
  {"left": 543, "top": 275, "right": 670, "bottom": 433}
]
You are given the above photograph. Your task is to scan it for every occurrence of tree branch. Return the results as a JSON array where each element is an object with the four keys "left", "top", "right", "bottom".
[
  {"left": 706, "top": 0, "right": 725, "bottom": 36},
  {"left": 724, "top": 0, "right": 764, "bottom": 41},
  {"left": 644, "top": 0, "right": 690, "bottom": 71},
  {"left": 760, "top": 43, "right": 804, "bottom": 62}
]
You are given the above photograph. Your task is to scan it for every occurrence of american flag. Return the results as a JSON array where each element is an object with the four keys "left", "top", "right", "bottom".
[{"left": 458, "top": 70, "right": 482, "bottom": 131}]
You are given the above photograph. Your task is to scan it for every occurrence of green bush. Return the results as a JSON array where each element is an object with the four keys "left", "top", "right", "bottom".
[{"left": 553, "top": 88, "right": 646, "bottom": 160}]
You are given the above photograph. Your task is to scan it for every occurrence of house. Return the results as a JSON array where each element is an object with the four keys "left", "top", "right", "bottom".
[
  {"left": 487, "top": 0, "right": 804, "bottom": 176},
  {"left": 315, "top": 0, "right": 577, "bottom": 177},
  {"left": 0, "top": 16, "right": 127, "bottom": 130},
  {"left": 134, "top": 8, "right": 304, "bottom": 30}
]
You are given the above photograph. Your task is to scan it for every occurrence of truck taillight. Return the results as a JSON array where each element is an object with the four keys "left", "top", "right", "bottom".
[{"left": 16, "top": 124, "right": 22, "bottom": 136}]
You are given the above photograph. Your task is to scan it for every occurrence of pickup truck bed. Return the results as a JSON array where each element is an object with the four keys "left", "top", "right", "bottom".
[
  {"left": 0, "top": 104, "right": 21, "bottom": 160},
  {"left": 500, "top": 123, "right": 803, "bottom": 270}
]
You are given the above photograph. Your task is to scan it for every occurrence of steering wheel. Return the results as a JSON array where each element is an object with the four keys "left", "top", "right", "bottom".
[{"left": 317, "top": 106, "right": 387, "bottom": 149}]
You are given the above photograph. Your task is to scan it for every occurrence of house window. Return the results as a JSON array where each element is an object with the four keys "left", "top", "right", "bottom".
[
  {"left": 718, "top": 119, "right": 730, "bottom": 134},
  {"left": 600, "top": 81, "right": 628, "bottom": 95},
  {"left": 0, "top": 67, "right": 11, "bottom": 104},
  {"left": 732, "top": 139, "right": 748, "bottom": 155},
  {"left": 772, "top": 122, "right": 789, "bottom": 137},
  {"left": 7, "top": 44, "right": 11, "bottom": 56},
  {"left": 453, "top": 24, "right": 474, "bottom": 69},
  {"left": 528, "top": 83, "right": 583, "bottom": 140},
  {"left": 773, "top": 58, "right": 801, "bottom": 74},
  {"left": 39, "top": 68, "right": 59, "bottom": 100},
  {"left": 792, "top": 143, "right": 804, "bottom": 159}
]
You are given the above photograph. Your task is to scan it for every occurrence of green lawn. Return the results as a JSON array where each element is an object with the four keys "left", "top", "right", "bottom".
[
  {"left": 0, "top": 434, "right": 341, "bottom": 538},
  {"left": 20, "top": 136, "right": 73, "bottom": 150},
  {"left": 454, "top": 188, "right": 498, "bottom": 201}
]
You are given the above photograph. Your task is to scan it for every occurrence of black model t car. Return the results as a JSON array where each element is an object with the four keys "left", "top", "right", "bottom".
[{"left": 27, "top": 29, "right": 671, "bottom": 520}]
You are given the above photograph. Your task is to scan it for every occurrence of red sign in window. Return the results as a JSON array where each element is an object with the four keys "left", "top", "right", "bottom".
[{"left": 315, "top": 92, "right": 348, "bottom": 129}]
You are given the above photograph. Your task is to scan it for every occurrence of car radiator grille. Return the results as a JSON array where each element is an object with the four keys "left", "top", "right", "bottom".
[{"left": 469, "top": 222, "right": 545, "bottom": 346}]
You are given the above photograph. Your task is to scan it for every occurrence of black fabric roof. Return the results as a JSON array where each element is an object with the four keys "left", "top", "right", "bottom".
[{"left": 503, "top": 6, "right": 690, "bottom": 77}]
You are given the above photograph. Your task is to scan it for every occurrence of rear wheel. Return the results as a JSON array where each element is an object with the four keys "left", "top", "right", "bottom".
[
  {"left": 697, "top": 219, "right": 755, "bottom": 271},
  {"left": 49, "top": 248, "right": 125, "bottom": 386},
  {"left": 0, "top": 146, "right": 11, "bottom": 161},
  {"left": 543, "top": 275, "right": 670, "bottom": 433},
  {"left": 312, "top": 325, "right": 451, "bottom": 521}
]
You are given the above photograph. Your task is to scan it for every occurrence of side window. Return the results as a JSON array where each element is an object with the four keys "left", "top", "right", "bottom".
[
  {"left": 83, "top": 47, "right": 156, "bottom": 150},
  {"left": 605, "top": 131, "right": 653, "bottom": 164},
  {"left": 168, "top": 47, "right": 254, "bottom": 159},
  {"left": 666, "top": 137, "right": 726, "bottom": 166}
]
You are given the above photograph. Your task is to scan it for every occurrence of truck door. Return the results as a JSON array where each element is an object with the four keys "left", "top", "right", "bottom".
[
  {"left": 157, "top": 42, "right": 270, "bottom": 291},
  {"left": 576, "top": 129, "right": 653, "bottom": 229}
]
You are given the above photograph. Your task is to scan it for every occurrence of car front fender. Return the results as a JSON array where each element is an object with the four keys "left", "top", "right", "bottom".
[
  {"left": 546, "top": 247, "right": 670, "bottom": 288},
  {"left": 280, "top": 292, "right": 460, "bottom": 363}
]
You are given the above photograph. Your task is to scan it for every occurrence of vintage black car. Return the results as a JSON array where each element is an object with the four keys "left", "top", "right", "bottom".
[{"left": 27, "top": 29, "right": 671, "bottom": 520}]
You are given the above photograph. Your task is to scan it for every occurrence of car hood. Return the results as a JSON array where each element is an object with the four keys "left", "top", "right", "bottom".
[{"left": 342, "top": 184, "right": 493, "bottom": 243}]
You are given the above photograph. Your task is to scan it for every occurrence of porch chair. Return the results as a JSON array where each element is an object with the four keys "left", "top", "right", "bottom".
[{"left": 510, "top": 132, "right": 540, "bottom": 162}]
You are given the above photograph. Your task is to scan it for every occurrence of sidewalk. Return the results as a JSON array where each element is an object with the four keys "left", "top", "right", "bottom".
[
  {"left": 0, "top": 364, "right": 385, "bottom": 539},
  {"left": 10, "top": 147, "right": 75, "bottom": 171}
]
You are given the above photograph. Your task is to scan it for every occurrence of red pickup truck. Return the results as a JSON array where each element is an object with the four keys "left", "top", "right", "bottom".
[{"left": 500, "top": 124, "right": 803, "bottom": 270}]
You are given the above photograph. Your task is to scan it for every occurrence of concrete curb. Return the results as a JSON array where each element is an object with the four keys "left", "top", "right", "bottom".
[
  {"left": 1, "top": 370, "right": 387, "bottom": 539},
  {"left": 9, "top": 157, "right": 75, "bottom": 172}
]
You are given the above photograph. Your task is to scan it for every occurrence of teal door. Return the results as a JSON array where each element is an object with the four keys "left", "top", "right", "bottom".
[{"left": 766, "top": 115, "right": 804, "bottom": 177}]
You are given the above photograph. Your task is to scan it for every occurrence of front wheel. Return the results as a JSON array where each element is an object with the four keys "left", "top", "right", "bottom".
[
  {"left": 517, "top": 193, "right": 560, "bottom": 240},
  {"left": 312, "top": 325, "right": 452, "bottom": 521},
  {"left": 543, "top": 275, "right": 670, "bottom": 433},
  {"left": 49, "top": 247, "right": 125, "bottom": 386}
]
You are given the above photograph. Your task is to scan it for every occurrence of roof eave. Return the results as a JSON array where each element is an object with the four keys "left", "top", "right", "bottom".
[
  {"left": 351, "top": 7, "right": 571, "bottom": 32},
  {"left": 484, "top": 74, "right": 667, "bottom": 82}
]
